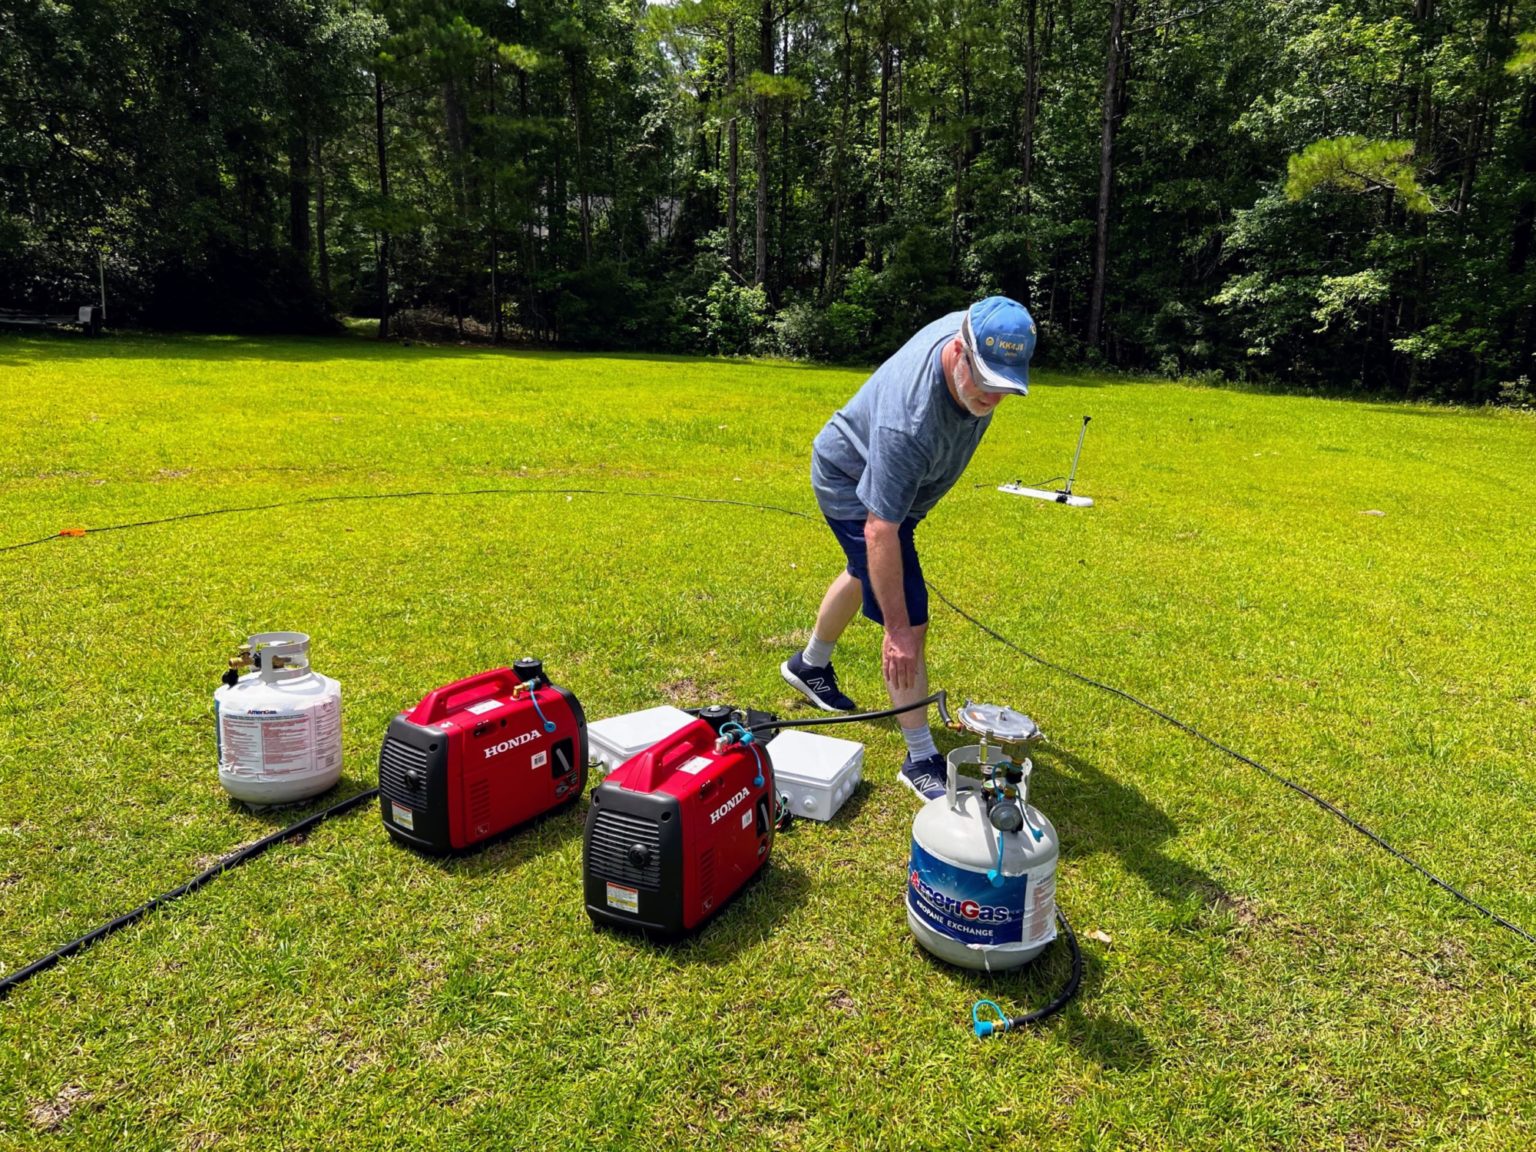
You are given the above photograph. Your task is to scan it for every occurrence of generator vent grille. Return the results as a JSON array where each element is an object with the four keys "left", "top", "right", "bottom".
[
  {"left": 588, "top": 809, "right": 662, "bottom": 890},
  {"left": 468, "top": 777, "right": 492, "bottom": 827},
  {"left": 698, "top": 847, "right": 715, "bottom": 907},
  {"left": 379, "top": 738, "right": 428, "bottom": 802}
]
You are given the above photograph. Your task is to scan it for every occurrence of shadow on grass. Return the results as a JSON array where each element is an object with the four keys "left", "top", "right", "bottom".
[
  {"left": 918, "top": 933, "right": 1156, "bottom": 1072},
  {"left": 1031, "top": 743, "right": 1228, "bottom": 910},
  {"left": 227, "top": 778, "right": 377, "bottom": 831},
  {"left": 1365, "top": 404, "right": 1479, "bottom": 418},
  {"left": 590, "top": 858, "right": 815, "bottom": 965},
  {"left": 1, "top": 331, "right": 1125, "bottom": 388},
  {"left": 228, "top": 775, "right": 592, "bottom": 876},
  {"left": 395, "top": 794, "right": 590, "bottom": 877}
]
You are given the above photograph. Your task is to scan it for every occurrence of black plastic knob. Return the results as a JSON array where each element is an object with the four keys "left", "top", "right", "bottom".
[
  {"left": 513, "top": 657, "right": 546, "bottom": 687},
  {"left": 627, "top": 844, "right": 652, "bottom": 870},
  {"left": 697, "top": 705, "right": 734, "bottom": 734}
]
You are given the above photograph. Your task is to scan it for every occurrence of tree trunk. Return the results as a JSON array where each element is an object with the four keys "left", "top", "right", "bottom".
[
  {"left": 314, "top": 135, "right": 330, "bottom": 312},
  {"left": 570, "top": 56, "right": 592, "bottom": 267},
  {"left": 489, "top": 60, "right": 500, "bottom": 342},
  {"left": 727, "top": 20, "right": 740, "bottom": 274},
  {"left": 950, "top": 41, "right": 972, "bottom": 270},
  {"left": 826, "top": 1, "right": 854, "bottom": 301},
  {"left": 374, "top": 71, "right": 390, "bottom": 339},
  {"left": 875, "top": 30, "right": 892, "bottom": 273},
  {"left": 1508, "top": 87, "right": 1536, "bottom": 368},
  {"left": 754, "top": 0, "right": 773, "bottom": 288},
  {"left": 894, "top": 48, "right": 905, "bottom": 216},
  {"left": 1086, "top": 0, "right": 1128, "bottom": 352},
  {"left": 777, "top": 12, "right": 791, "bottom": 298},
  {"left": 1023, "top": 0, "right": 1038, "bottom": 221},
  {"left": 442, "top": 78, "right": 470, "bottom": 217},
  {"left": 288, "top": 132, "right": 312, "bottom": 270}
]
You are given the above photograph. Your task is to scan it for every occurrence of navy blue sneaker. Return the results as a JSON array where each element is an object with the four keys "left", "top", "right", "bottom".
[
  {"left": 898, "top": 753, "right": 949, "bottom": 801},
  {"left": 780, "top": 653, "right": 857, "bottom": 712}
]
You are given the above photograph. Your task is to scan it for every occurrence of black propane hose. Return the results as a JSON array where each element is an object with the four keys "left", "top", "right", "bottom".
[
  {"left": 0, "top": 787, "right": 379, "bottom": 1000},
  {"left": 971, "top": 909, "right": 1083, "bottom": 1037},
  {"left": 743, "top": 689, "right": 954, "bottom": 736}
]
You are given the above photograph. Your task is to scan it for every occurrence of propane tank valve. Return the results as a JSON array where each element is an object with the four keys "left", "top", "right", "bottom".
[{"left": 989, "top": 800, "right": 1025, "bottom": 833}]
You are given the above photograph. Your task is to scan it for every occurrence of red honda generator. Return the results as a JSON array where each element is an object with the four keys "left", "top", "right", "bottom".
[
  {"left": 583, "top": 706, "right": 777, "bottom": 935},
  {"left": 379, "top": 658, "right": 587, "bottom": 854}
]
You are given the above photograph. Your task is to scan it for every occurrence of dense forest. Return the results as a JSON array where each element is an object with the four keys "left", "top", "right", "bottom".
[{"left": 2, "top": 0, "right": 1533, "bottom": 398}]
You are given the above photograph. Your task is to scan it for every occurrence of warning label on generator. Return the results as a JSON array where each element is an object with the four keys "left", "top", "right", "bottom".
[
  {"left": 606, "top": 882, "right": 639, "bottom": 914},
  {"left": 391, "top": 802, "right": 415, "bottom": 830}
]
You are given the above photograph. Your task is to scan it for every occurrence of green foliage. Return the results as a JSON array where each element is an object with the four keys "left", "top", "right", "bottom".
[
  {"left": 1311, "top": 269, "right": 1392, "bottom": 333},
  {"left": 1498, "top": 374, "right": 1534, "bottom": 406},
  {"left": 1, "top": 0, "right": 1532, "bottom": 394},
  {"left": 1285, "top": 137, "right": 1435, "bottom": 215},
  {"left": 1509, "top": 31, "right": 1536, "bottom": 75},
  {"left": 702, "top": 273, "right": 770, "bottom": 355}
]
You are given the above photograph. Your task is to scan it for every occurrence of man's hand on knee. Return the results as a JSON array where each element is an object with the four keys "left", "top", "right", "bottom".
[{"left": 883, "top": 623, "right": 921, "bottom": 691}]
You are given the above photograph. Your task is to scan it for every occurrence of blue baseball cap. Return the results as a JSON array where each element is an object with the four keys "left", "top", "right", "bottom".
[{"left": 960, "top": 296, "right": 1037, "bottom": 395}]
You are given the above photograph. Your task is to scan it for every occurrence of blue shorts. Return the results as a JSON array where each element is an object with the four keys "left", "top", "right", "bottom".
[{"left": 824, "top": 515, "right": 929, "bottom": 628}]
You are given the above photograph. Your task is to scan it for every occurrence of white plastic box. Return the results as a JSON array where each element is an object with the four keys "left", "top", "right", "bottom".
[
  {"left": 767, "top": 728, "right": 865, "bottom": 822},
  {"left": 587, "top": 706, "right": 697, "bottom": 771}
]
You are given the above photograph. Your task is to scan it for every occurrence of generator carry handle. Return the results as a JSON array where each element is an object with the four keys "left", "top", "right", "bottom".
[
  {"left": 618, "top": 719, "right": 715, "bottom": 794},
  {"left": 408, "top": 668, "right": 521, "bottom": 725}
]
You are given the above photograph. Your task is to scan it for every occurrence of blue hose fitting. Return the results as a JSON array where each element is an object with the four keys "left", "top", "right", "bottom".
[{"left": 972, "top": 999, "right": 1010, "bottom": 1039}]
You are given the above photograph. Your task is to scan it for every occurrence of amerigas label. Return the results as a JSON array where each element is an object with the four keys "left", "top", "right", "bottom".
[{"left": 907, "top": 840, "right": 1029, "bottom": 947}]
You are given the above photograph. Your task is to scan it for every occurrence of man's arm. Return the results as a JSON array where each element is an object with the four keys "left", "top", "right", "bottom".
[{"left": 865, "top": 515, "right": 921, "bottom": 691}]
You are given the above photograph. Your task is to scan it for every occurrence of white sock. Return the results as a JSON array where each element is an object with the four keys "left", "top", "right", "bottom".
[
  {"left": 902, "top": 725, "right": 939, "bottom": 761},
  {"left": 801, "top": 633, "right": 835, "bottom": 668}
]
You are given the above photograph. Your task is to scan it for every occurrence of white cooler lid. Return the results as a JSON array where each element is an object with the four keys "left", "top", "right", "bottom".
[
  {"left": 767, "top": 728, "right": 864, "bottom": 784},
  {"left": 589, "top": 705, "right": 697, "bottom": 759}
]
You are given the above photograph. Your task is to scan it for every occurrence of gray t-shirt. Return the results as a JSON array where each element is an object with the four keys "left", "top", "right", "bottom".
[{"left": 811, "top": 312, "right": 991, "bottom": 523}]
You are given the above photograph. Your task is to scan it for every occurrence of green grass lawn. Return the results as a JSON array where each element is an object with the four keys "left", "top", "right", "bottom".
[{"left": 1, "top": 330, "right": 1533, "bottom": 1150}]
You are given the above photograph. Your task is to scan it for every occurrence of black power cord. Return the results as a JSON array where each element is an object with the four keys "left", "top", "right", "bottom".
[
  {"left": 929, "top": 586, "right": 1536, "bottom": 948},
  {"left": 2, "top": 484, "right": 1528, "bottom": 1010},
  {"left": 0, "top": 788, "right": 378, "bottom": 999},
  {"left": 972, "top": 909, "right": 1084, "bottom": 1037}
]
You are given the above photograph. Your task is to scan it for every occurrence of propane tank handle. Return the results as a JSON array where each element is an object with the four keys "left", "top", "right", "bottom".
[
  {"left": 408, "top": 668, "right": 522, "bottom": 725},
  {"left": 246, "top": 632, "right": 312, "bottom": 680}
]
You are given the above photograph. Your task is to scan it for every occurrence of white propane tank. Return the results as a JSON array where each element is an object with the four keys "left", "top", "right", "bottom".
[
  {"left": 907, "top": 744, "right": 1059, "bottom": 971},
  {"left": 214, "top": 631, "right": 343, "bottom": 806}
]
